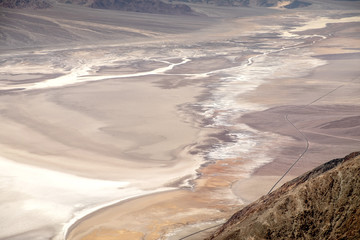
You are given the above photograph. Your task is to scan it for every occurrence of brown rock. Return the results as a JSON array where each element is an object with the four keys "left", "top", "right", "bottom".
[
  {"left": 59, "top": 0, "right": 194, "bottom": 15},
  {"left": 90, "top": 0, "right": 194, "bottom": 15},
  {"left": 0, "top": 0, "right": 52, "bottom": 8},
  {"left": 208, "top": 152, "right": 360, "bottom": 240}
]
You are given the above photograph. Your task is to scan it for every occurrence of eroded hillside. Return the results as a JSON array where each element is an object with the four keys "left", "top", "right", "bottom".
[
  {"left": 209, "top": 152, "right": 360, "bottom": 239},
  {"left": 0, "top": 0, "right": 52, "bottom": 8}
]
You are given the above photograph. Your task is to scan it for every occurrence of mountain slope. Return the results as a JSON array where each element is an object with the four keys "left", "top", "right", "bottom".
[
  {"left": 92, "top": 0, "right": 193, "bottom": 15},
  {"left": 0, "top": 0, "right": 52, "bottom": 8},
  {"left": 208, "top": 152, "right": 360, "bottom": 240},
  {"left": 174, "top": 0, "right": 311, "bottom": 8},
  {"left": 59, "top": 0, "right": 194, "bottom": 15}
]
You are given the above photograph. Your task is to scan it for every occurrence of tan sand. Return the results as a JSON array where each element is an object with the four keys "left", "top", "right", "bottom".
[{"left": 67, "top": 158, "right": 250, "bottom": 240}]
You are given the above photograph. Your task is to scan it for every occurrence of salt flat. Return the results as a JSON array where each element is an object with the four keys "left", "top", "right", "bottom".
[{"left": 0, "top": 1, "right": 359, "bottom": 240}]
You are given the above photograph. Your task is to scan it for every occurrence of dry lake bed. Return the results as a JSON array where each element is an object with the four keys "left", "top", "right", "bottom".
[{"left": 0, "top": 1, "right": 359, "bottom": 239}]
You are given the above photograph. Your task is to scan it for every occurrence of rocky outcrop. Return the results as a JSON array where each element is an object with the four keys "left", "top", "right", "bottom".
[
  {"left": 283, "top": 0, "right": 311, "bottom": 8},
  {"left": 0, "top": 0, "right": 52, "bottom": 8},
  {"left": 58, "top": 0, "right": 310, "bottom": 13},
  {"left": 208, "top": 152, "right": 360, "bottom": 240},
  {"left": 91, "top": 0, "right": 193, "bottom": 15},
  {"left": 60, "top": 0, "right": 194, "bottom": 15},
  {"left": 174, "top": 0, "right": 311, "bottom": 8},
  {"left": 174, "top": 0, "right": 249, "bottom": 7}
]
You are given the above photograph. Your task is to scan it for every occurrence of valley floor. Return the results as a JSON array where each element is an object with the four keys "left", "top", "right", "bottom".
[{"left": 0, "top": 1, "right": 359, "bottom": 240}]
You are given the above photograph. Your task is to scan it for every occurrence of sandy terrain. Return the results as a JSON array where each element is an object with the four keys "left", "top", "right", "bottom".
[{"left": 0, "top": 1, "right": 359, "bottom": 240}]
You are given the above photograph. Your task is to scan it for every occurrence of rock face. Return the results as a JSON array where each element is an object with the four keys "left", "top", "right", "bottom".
[
  {"left": 283, "top": 0, "right": 311, "bottom": 8},
  {"left": 0, "top": 0, "right": 52, "bottom": 8},
  {"left": 60, "top": 0, "right": 194, "bottom": 15},
  {"left": 174, "top": 0, "right": 311, "bottom": 8},
  {"left": 208, "top": 152, "right": 360, "bottom": 240},
  {"left": 92, "top": 0, "right": 193, "bottom": 15}
]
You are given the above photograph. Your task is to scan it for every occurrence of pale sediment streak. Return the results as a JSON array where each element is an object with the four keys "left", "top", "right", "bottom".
[
  {"left": 58, "top": 187, "right": 173, "bottom": 240},
  {"left": 195, "top": 54, "right": 273, "bottom": 167},
  {"left": 0, "top": 155, "right": 173, "bottom": 240},
  {"left": 281, "top": 16, "right": 360, "bottom": 39},
  {"left": 193, "top": 25, "right": 329, "bottom": 177},
  {"left": 24, "top": 58, "right": 191, "bottom": 91},
  {"left": 0, "top": 156, "right": 125, "bottom": 239},
  {"left": 292, "top": 16, "right": 360, "bottom": 32}
]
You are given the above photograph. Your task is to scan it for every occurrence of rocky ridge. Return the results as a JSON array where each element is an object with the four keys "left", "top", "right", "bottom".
[
  {"left": 59, "top": 0, "right": 194, "bottom": 15},
  {"left": 0, "top": 0, "right": 310, "bottom": 12},
  {"left": 174, "top": 0, "right": 311, "bottom": 8},
  {"left": 92, "top": 0, "right": 193, "bottom": 15},
  {"left": 0, "top": 0, "right": 52, "bottom": 8},
  {"left": 208, "top": 152, "right": 360, "bottom": 239}
]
